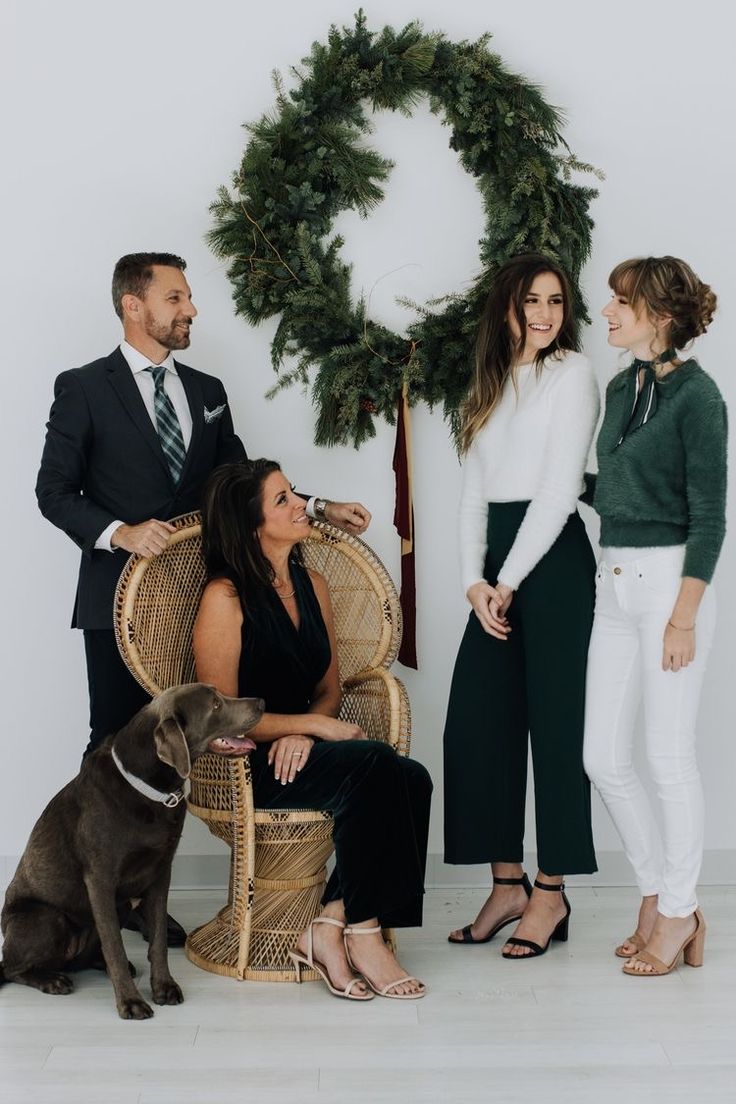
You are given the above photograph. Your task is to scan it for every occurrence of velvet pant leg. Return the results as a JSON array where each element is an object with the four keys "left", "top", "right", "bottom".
[{"left": 250, "top": 740, "right": 432, "bottom": 927}]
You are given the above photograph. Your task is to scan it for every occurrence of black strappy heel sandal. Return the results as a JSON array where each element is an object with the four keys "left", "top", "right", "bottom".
[
  {"left": 501, "top": 878, "right": 571, "bottom": 959},
  {"left": 448, "top": 873, "right": 533, "bottom": 945}
]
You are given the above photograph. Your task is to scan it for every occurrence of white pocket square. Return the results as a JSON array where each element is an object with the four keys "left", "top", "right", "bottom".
[{"left": 204, "top": 403, "right": 226, "bottom": 424}]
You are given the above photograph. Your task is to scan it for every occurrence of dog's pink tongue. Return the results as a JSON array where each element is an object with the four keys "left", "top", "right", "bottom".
[{"left": 209, "top": 735, "right": 256, "bottom": 754}]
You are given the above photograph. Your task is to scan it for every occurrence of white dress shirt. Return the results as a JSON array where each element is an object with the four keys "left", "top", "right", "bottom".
[{"left": 94, "top": 342, "right": 194, "bottom": 551}]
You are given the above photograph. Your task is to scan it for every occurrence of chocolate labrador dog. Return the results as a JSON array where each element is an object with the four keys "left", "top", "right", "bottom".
[{"left": 0, "top": 683, "right": 262, "bottom": 1019}]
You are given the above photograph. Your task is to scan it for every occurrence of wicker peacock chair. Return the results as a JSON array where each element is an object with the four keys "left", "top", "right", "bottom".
[{"left": 114, "top": 512, "right": 410, "bottom": 981}]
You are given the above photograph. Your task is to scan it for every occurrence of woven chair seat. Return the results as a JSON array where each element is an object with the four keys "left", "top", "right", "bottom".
[{"left": 114, "top": 512, "right": 409, "bottom": 980}]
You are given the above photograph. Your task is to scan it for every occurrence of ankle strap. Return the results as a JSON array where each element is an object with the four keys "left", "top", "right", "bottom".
[
  {"left": 343, "top": 924, "right": 382, "bottom": 935},
  {"left": 533, "top": 879, "right": 565, "bottom": 891},
  {"left": 493, "top": 874, "right": 528, "bottom": 886},
  {"left": 313, "top": 916, "right": 346, "bottom": 929}
]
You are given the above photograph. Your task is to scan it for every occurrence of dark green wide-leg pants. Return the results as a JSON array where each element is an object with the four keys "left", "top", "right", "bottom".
[{"left": 443, "top": 502, "right": 597, "bottom": 874}]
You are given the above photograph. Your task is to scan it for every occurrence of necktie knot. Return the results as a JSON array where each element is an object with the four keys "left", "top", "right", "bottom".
[{"left": 146, "top": 364, "right": 167, "bottom": 389}]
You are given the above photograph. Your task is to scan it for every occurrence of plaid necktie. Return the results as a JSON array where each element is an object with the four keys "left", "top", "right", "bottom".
[{"left": 146, "top": 365, "right": 186, "bottom": 483}]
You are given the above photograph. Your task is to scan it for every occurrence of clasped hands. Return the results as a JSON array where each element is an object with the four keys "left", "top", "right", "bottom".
[{"left": 466, "top": 580, "right": 514, "bottom": 640}]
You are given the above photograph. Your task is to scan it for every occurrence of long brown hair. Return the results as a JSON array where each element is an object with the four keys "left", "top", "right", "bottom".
[
  {"left": 608, "top": 256, "right": 717, "bottom": 352},
  {"left": 460, "top": 254, "right": 578, "bottom": 453},
  {"left": 201, "top": 459, "right": 304, "bottom": 604}
]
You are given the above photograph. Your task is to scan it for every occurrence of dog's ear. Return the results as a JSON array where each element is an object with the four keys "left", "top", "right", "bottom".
[{"left": 154, "top": 716, "right": 192, "bottom": 779}]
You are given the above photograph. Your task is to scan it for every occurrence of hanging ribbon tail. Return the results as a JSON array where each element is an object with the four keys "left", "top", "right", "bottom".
[{"left": 392, "top": 383, "right": 417, "bottom": 669}]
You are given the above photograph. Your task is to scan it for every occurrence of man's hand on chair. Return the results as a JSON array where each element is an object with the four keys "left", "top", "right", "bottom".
[{"left": 111, "top": 520, "right": 176, "bottom": 557}]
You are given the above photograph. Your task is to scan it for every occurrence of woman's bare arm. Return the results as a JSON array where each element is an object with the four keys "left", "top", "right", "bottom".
[{"left": 193, "top": 578, "right": 242, "bottom": 696}]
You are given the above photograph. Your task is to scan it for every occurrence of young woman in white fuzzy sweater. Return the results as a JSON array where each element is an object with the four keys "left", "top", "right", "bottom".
[{"left": 444, "top": 254, "right": 600, "bottom": 959}]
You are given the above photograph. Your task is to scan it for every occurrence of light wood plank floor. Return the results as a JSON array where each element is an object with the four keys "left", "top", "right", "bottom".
[{"left": 1, "top": 886, "right": 734, "bottom": 1103}]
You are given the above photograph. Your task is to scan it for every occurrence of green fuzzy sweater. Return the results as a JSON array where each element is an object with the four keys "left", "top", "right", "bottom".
[{"left": 586, "top": 359, "right": 727, "bottom": 583}]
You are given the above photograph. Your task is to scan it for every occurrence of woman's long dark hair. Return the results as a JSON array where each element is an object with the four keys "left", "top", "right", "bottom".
[
  {"left": 201, "top": 459, "right": 304, "bottom": 603},
  {"left": 460, "top": 254, "right": 579, "bottom": 453}
]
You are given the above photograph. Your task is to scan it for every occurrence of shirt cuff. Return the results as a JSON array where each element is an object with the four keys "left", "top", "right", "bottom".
[
  {"left": 95, "top": 520, "right": 124, "bottom": 552},
  {"left": 305, "top": 497, "right": 318, "bottom": 520}
]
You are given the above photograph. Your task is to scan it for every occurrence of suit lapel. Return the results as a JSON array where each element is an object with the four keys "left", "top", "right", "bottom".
[
  {"left": 105, "top": 348, "right": 172, "bottom": 480},
  {"left": 176, "top": 361, "right": 204, "bottom": 483}
]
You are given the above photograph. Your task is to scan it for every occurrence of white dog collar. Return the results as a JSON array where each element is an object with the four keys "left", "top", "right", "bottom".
[{"left": 111, "top": 747, "right": 191, "bottom": 809}]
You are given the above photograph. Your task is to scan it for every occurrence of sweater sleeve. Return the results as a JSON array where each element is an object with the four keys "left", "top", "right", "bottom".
[
  {"left": 579, "top": 471, "right": 597, "bottom": 505},
  {"left": 458, "top": 441, "right": 489, "bottom": 594},
  {"left": 681, "top": 385, "right": 728, "bottom": 582},
  {"left": 497, "top": 357, "right": 600, "bottom": 590}
]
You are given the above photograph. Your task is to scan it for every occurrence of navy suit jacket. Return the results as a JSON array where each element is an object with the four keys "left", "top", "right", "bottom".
[{"left": 36, "top": 347, "right": 246, "bottom": 629}]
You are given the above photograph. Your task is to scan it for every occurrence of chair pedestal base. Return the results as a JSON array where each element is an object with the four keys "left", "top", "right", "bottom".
[
  {"left": 185, "top": 804, "right": 336, "bottom": 981},
  {"left": 185, "top": 895, "right": 324, "bottom": 982}
]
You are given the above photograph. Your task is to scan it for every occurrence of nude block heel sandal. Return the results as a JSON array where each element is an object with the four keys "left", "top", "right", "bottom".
[
  {"left": 622, "top": 909, "right": 706, "bottom": 977},
  {"left": 614, "top": 931, "right": 646, "bottom": 959}
]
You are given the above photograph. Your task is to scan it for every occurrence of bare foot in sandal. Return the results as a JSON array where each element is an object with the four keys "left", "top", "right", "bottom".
[
  {"left": 344, "top": 922, "right": 425, "bottom": 998},
  {"left": 623, "top": 911, "right": 702, "bottom": 975},
  {"left": 293, "top": 904, "right": 370, "bottom": 999},
  {"left": 615, "top": 894, "right": 658, "bottom": 958},
  {"left": 449, "top": 871, "right": 531, "bottom": 944}
]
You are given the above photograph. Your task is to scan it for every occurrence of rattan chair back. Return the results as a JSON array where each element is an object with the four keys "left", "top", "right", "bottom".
[{"left": 114, "top": 512, "right": 401, "bottom": 694}]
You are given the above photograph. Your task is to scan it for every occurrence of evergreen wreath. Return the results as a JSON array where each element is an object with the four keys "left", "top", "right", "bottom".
[{"left": 209, "top": 11, "right": 601, "bottom": 448}]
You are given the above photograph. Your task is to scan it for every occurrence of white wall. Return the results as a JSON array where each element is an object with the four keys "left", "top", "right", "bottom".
[{"left": 2, "top": 0, "right": 734, "bottom": 885}]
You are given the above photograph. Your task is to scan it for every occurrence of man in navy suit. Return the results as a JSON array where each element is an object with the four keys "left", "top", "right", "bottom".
[{"left": 36, "top": 253, "right": 371, "bottom": 942}]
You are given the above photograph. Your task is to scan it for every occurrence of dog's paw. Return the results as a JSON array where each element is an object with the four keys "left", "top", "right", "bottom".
[
  {"left": 152, "top": 980, "right": 184, "bottom": 1006},
  {"left": 118, "top": 996, "right": 154, "bottom": 1020},
  {"left": 39, "top": 972, "right": 74, "bottom": 995}
]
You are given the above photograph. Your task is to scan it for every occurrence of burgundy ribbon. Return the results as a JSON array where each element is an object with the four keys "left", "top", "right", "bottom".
[{"left": 392, "top": 385, "right": 417, "bottom": 669}]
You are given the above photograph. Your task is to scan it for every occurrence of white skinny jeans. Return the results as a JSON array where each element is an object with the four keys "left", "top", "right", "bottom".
[{"left": 583, "top": 546, "right": 716, "bottom": 918}]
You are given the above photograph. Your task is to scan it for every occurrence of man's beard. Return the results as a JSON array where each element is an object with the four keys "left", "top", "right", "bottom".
[{"left": 143, "top": 313, "right": 192, "bottom": 350}]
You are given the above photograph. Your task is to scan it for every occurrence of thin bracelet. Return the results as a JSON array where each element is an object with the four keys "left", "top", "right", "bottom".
[{"left": 668, "top": 619, "right": 694, "bottom": 631}]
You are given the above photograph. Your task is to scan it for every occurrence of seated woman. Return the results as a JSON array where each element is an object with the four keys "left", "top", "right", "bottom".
[{"left": 193, "top": 459, "right": 432, "bottom": 1001}]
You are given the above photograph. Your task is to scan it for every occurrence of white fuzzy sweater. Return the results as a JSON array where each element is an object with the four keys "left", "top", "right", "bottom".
[{"left": 459, "top": 350, "right": 599, "bottom": 593}]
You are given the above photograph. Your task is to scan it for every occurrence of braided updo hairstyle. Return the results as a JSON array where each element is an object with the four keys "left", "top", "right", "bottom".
[{"left": 609, "top": 256, "right": 717, "bottom": 349}]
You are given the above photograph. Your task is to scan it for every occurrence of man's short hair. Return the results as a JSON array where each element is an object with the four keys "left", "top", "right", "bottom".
[{"left": 112, "top": 252, "right": 187, "bottom": 320}]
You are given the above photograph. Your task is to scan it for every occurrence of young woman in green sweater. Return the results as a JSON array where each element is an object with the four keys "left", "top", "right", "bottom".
[{"left": 583, "top": 256, "right": 727, "bottom": 976}]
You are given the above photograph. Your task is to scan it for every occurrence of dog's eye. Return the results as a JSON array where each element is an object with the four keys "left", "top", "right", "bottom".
[{"left": 212, "top": 698, "right": 222, "bottom": 711}]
